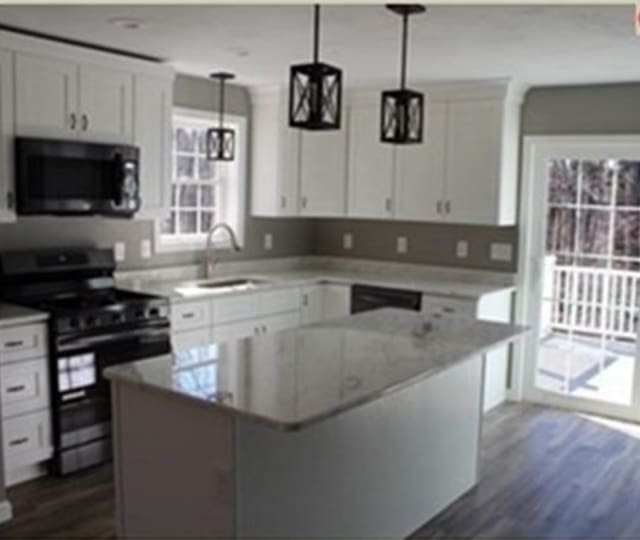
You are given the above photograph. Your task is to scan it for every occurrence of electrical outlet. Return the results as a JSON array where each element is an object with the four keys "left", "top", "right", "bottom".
[
  {"left": 141, "top": 239, "right": 152, "bottom": 259},
  {"left": 396, "top": 236, "right": 408, "bottom": 254},
  {"left": 456, "top": 240, "right": 468, "bottom": 259},
  {"left": 490, "top": 243, "right": 513, "bottom": 262},
  {"left": 264, "top": 233, "right": 273, "bottom": 251},
  {"left": 343, "top": 233, "right": 354, "bottom": 250},
  {"left": 114, "top": 242, "right": 126, "bottom": 263}
]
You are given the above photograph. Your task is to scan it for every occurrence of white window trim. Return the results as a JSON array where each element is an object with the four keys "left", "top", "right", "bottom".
[{"left": 154, "top": 107, "right": 247, "bottom": 254}]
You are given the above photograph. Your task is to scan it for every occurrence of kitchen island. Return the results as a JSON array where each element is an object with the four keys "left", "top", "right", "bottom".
[{"left": 105, "top": 308, "right": 526, "bottom": 539}]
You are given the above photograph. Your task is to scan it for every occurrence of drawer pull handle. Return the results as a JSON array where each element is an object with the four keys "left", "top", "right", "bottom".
[
  {"left": 4, "top": 340, "right": 24, "bottom": 349},
  {"left": 182, "top": 313, "right": 196, "bottom": 319},
  {"left": 6, "top": 385, "right": 26, "bottom": 394},
  {"left": 9, "top": 437, "right": 29, "bottom": 447}
]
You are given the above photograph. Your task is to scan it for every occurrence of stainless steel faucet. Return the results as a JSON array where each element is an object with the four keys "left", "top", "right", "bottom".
[{"left": 203, "top": 222, "right": 241, "bottom": 279}]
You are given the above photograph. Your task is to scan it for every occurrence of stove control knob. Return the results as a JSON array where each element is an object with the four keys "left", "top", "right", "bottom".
[
  {"left": 111, "top": 313, "right": 123, "bottom": 324},
  {"left": 69, "top": 318, "right": 80, "bottom": 329},
  {"left": 149, "top": 308, "right": 159, "bottom": 318},
  {"left": 135, "top": 310, "right": 145, "bottom": 319},
  {"left": 85, "top": 316, "right": 95, "bottom": 327}
]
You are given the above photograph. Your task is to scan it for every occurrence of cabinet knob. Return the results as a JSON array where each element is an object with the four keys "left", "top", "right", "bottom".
[
  {"left": 301, "top": 196, "right": 307, "bottom": 209},
  {"left": 445, "top": 201, "right": 451, "bottom": 214},
  {"left": 262, "top": 325, "right": 267, "bottom": 333},
  {"left": 6, "top": 191, "right": 13, "bottom": 209},
  {"left": 69, "top": 113, "right": 77, "bottom": 130},
  {"left": 437, "top": 201, "right": 442, "bottom": 214},
  {"left": 81, "top": 114, "right": 89, "bottom": 131},
  {"left": 254, "top": 327, "right": 260, "bottom": 336},
  {"left": 385, "top": 198, "right": 392, "bottom": 212}
]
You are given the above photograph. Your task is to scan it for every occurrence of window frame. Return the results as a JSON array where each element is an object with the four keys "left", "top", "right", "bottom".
[{"left": 155, "top": 107, "right": 247, "bottom": 253}]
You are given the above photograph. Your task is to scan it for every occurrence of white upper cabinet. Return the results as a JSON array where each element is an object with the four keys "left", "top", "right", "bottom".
[
  {"left": 78, "top": 64, "right": 133, "bottom": 144},
  {"left": 251, "top": 89, "right": 300, "bottom": 217},
  {"left": 15, "top": 52, "right": 77, "bottom": 139},
  {"left": 347, "top": 99, "right": 394, "bottom": 219},
  {"left": 134, "top": 75, "right": 173, "bottom": 219},
  {"left": 299, "top": 127, "right": 347, "bottom": 217},
  {"left": 445, "top": 98, "right": 504, "bottom": 224},
  {"left": 0, "top": 48, "right": 14, "bottom": 222},
  {"left": 393, "top": 99, "right": 447, "bottom": 222}
]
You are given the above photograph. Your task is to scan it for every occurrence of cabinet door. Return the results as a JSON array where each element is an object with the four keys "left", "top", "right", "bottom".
[
  {"left": 0, "top": 49, "right": 15, "bottom": 222},
  {"left": 260, "top": 311, "right": 300, "bottom": 334},
  {"left": 15, "top": 52, "right": 77, "bottom": 139},
  {"left": 445, "top": 99, "right": 502, "bottom": 224},
  {"left": 322, "top": 284, "right": 351, "bottom": 320},
  {"left": 393, "top": 100, "right": 447, "bottom": 222},
  {"left": 300, "top": 286, "right": 325, "bottom": 325},
  {"left": 347, "top": 104, "right": 394, "bottom": 219},
  {"left": 251, "top": 93, "right": 300, "bottom": 217},
  {"left": 78, "top": 64, "right": 133, "bottom": 143},
  {"left": 299, "top": 128, "right": 347, "bottom": 217},
  {"left": 212, "top": 319, "right": 258, "bottom": 344},
  {"left": 134, "top": 75, "right": 172, "bottom": 219}
]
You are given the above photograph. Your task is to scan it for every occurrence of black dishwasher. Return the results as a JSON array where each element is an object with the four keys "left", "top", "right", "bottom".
[{"left": 351, "top": 284, "right": 422, "bottom": 314}]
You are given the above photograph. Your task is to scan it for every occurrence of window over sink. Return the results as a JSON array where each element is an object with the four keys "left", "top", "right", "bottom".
[{"left": 156, "top": 108, "right": 247, "bottom": 252}]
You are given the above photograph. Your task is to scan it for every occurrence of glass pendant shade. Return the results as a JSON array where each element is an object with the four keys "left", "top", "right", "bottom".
[
  {"left": 381, "top": 89, "right": 424, "bottom": 144},
  {"left": 289, "top": 5, "right": 342, "bottom": 130},
  {"left": 207, "top": 72, "right": 235, "bottom": 161},
  {"left": 380, "top": 5, "right": 425, "bottom": 145}
]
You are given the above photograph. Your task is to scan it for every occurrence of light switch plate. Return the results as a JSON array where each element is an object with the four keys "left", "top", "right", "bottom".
[
  {"left": 343, "top": 233, "right": 353, "bottom": 250},
  {"left": 397, "top": 236, "right": 408, "bottom": 254},
  {"left": 114, "top": 242, "right": 126, "bottom": 263},
  {"left": 264, "top": 233, "right": 273, "bottom": 251},
  {"left": 141, "top": 239, "right": 152, "bottom": 259},
  {"left": 490, "top": 243, "right": 513, "bottom": 262},
  {"left": 456, "top": 240, "right": 468, "bottom": 259}
]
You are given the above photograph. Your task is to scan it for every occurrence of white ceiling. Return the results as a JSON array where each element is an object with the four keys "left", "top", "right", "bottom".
[{"left": 0, "top": 4, "right": 637, "bottom": 88}]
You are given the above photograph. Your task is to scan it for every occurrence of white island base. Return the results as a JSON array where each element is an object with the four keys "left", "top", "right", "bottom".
[{"left": 111, "top": 355, "right": 484, "bottom": 539}]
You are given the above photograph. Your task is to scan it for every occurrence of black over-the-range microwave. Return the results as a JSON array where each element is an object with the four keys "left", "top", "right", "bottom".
[{"left": 15, "top": 137, "right": 141, "bottom": 217}]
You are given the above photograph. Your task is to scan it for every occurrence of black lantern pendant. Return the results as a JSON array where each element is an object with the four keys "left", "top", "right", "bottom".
[
  {"left": 289, "top": 4, "right": 342, "bottom": 130},
  {"left": 207, "top": 72, "right": 235, "bottom": 161},
  {"left": 381, "top": 5, "right": 426, "bottom": 144}
]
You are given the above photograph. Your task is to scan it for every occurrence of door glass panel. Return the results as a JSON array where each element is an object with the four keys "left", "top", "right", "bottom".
[{"left": 537, "top": 159, "right": 639, "bottom": 406}]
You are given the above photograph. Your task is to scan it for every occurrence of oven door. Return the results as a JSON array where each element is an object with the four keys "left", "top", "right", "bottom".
[
  {"left": 50, "top": 321, "right": 170, "bottom": 474},
  {"left": 15, "top": 137, "right": 140, "bottom": 217}
]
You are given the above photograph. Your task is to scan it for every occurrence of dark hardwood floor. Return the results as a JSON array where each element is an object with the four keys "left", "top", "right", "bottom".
[{"left": 1, "top": 402, "right": 640, "bottom": 539}]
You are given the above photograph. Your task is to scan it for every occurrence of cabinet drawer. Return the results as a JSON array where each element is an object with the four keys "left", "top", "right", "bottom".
[
  {"left": 422, "top": 295, "right": 476, "bottom": 318},
  {"left": 212, "top": 293, "right": 259, "bottom": 325},
  {"left": 0, "top": 358, "right": 49, "bottom": 418},
  {"left": 259, "top": 288, "right": 301, "bottom": 317},
  {"left": 261, "top": 311, "right": 300, "bottom": 334},
  {"left": 0, "top": 323, "right": 47, "bottom": 364},
  {"left": 171, "top": 300, "right": 211, "bottom": 331},
  {"left": 3, "top": 409, "right": 52, "bottom": 470},
  {"left": 172, "top": 328, "right": 212, "bottom": 351}
]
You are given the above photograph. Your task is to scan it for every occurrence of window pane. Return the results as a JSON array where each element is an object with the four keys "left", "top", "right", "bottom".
[
  {"left": 170, "top": 185, "right": 177, "bottom": 207},
  {"left": 201, "top": 185, "right": 215, "bottom": 207},
  {"left": 614, "top": 210, "right": 640, "bottom": 258},
  {"left": 178, "top": 211, "right": 197, "bottom": 234},
  {"left": 578, "top": 209, "right": 610, "bottom": 255},
  {"left": 198, "top": 130, "right": 207, "bottom": 154},
  {"left": 198, "top": 157, "right": 215, "bottom": 181},
  {"left": 546, "top": 208, "right": 576, "bottom": 253},
  {"left": 616, "top": 161, "right": 640, "bottom": 207},
  {"left": 548, "top": 159, "right": 578, "bottom": 205},
  {"left": 179, "top": 185, "right": 198, "bottom": 208},
  {"left": 161, "top": 211, "right": 176, "bottom": 234},
  {"left": 201, "top": 211, "right": 215, "bottom": 233},
  {"left": 176, "top": 156, "right": 195, "bottom": 180},
  {"left": 580, "top": 161, "right": 612, "bottom": 206},
  {"left": 176, "top": 127, "right": 197, "bottom": 152}
]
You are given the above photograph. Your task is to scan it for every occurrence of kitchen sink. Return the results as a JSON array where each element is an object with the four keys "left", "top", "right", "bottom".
[{"left": 195, "top": 278, "right": 269, "bottom": 289}]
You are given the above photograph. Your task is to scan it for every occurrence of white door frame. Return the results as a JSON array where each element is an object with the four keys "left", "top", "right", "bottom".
[{"left": 514, "top": 135, "right": 640, "bottom": 422}]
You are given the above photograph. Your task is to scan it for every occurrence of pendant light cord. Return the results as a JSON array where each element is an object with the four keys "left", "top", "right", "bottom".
[
  {"left": 400, "top": 12, "right": 408, "bottom": 90},
  {"left": 313, "top": 4, "right": 320, "bottom": 64},
  {"left": 219, "top": 77, "right": 225, "bottom": 129}
]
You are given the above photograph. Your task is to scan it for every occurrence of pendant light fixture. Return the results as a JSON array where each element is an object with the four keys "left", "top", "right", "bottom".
[
  {"left": 207, "top": 72, "right": 235, "bottom": 161},
  {"left": 380, "top": 5, "right": 426, "bottom": 144},
  {"left": 289, "top": 4, "right": 342, "bottom": 130}
]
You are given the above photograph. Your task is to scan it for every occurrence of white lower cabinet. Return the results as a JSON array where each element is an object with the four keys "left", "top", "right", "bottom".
[
  {"left": 422, "top": 290, "right": 513, "bottom": 413},
  {"left": 3, "top": 409, "right": 52, "bottom": 473},
  {"left": 0, "top": 358, "right": 49, "bottom": 418},
  {"left": 322, "top": 284, "right": 351, "bottom": 320}
]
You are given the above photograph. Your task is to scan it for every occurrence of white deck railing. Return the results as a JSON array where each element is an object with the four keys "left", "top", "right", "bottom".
[{"left": 543, "top": 261, "right": 640, "bottom": 340}]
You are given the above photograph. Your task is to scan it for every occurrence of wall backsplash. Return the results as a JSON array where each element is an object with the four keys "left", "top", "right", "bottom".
[{"left": 311, "top": 219, "right": 518, "bottom": 272}]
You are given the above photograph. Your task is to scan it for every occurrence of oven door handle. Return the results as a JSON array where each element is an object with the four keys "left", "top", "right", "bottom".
[{"left": 57, "top": 325, "right": 169, "bottom": 351}]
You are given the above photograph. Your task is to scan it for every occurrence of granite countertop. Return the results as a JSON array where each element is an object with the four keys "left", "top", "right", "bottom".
[
  {"left": 0, "top": 302, "right": 49, "bottom": 328},
  {"left": 104, "top": 308, "right": 528, "bottom": 432},
  {"left": 118, "top": 268, "right": 514, "bottom": 303}
]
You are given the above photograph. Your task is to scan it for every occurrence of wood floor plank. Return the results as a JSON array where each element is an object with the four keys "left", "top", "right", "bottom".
[{"left": 0, "top": 403, "right": 639, "bottom": 539}]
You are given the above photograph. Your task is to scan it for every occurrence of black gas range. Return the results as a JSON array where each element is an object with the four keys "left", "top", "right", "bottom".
[{"left": 0, "top": 248, "right": 171, "bottom": 475}]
